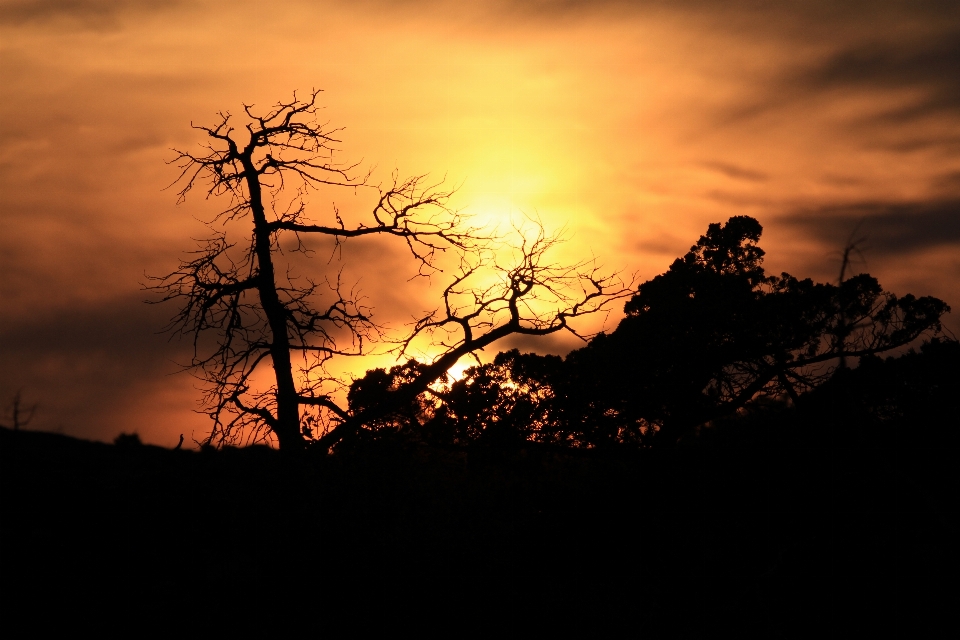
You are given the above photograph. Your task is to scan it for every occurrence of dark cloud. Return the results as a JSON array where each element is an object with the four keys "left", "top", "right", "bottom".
[
  {"left": 0, "top": 293, "right": 194, "bottom": 439},
  {"left": 699, "top": 161, "right": 769, "bottom": 182},
  {"left": 429, "top": 0, "right": 960, "bottom": 22},
  {"left": 0, "top": 0, "right": 180, "bottom": 28},
  {"left": 0, "top": 294, "right": 180, "bottom": 365},
  {"left": 778, "top": 199, "right": 960, "bottom": 256},
  {"left": 867, "top": 136, "right": 960, "bottom": 153},
  {"left": 800, "top": 31, "right": 960, "bottom": 121},
  {"left": 934, "top": 171, "right": 960, "bottom": 194},
  {"left": 705, "top": 190, "right": 777, "bottom": 208},
  {"left": 635, "top": 234, "right": 688, "bottom": 257},
  {"left": 5, "top": 0, "right": 957, "bottom": 31},
  {"left": 495, "top": 329, "right": 592, "bottom": 358},
  {"left": 713, "top": 11, "right": 960, "bottom": 135}
]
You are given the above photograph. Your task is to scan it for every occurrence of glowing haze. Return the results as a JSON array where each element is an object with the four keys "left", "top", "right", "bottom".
[{"left": 2, "top": 0, "right": 958, "bottom": 445}]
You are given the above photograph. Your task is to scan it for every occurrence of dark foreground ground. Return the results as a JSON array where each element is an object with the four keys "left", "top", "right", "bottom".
[{"left": 2, "top": 398, "right": 957, "bottom": 635}]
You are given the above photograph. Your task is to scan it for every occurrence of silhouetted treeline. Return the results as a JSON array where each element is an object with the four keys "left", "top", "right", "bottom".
[
  {"left": 3, "top": 341, "right": 956, "bottom": 631},
  {"left": 348, "top": 216, "right": 951, "bottom": 451},
  {"left": 2, "top": 216, "right": 956, "bottom": 632}
]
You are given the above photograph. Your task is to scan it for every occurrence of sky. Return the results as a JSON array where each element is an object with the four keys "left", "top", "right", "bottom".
[{"left": 1, "top": 0, "right": 958, "bottom": 446}]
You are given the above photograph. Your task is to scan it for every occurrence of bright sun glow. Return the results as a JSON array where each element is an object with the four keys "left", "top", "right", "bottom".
[
  {"left": 445, "top": 360, "right": 474, "bottom": 382},
  {"left": 3, "top": 1, "right": 957, "bottom": 445}
]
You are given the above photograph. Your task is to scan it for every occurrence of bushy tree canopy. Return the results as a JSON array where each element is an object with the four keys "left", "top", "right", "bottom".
[{"left": 356, "top": 216, "right": 950, "bottom": 448}]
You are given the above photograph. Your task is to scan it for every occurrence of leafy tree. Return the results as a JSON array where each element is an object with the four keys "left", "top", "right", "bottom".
[
  {"left": 574, "top": 216, "right": 948, "bottom": 444},
  {"left": 152, "top": 91, "right": 629, "bottom": 450},
  {"left": 409, "top": 216, "right": 949, "bottom": 448},
  {"left": 352, "top": 350, "right": 566, "bottom": 448},
  {"left": 808, "top": 337, "right": 960, "bottom": 447}
]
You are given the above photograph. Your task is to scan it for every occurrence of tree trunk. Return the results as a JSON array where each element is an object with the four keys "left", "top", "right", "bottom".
[{"left": 242, "top": 157, "right": 305, "bottom": 450}]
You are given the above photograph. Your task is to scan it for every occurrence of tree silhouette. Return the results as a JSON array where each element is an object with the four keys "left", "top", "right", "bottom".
[
  {"left": 567, "top": 216, "right": 951, "bottom": 444},
  {"left": 346, "top": 350, "right": 566, "bottom": 448},
  {"left": 1, "top": 390, "right": 37, "bottom": 431},
  {"left": 151, "top": 91, "right": 629, "bottom": 450},
  {"left": 319, "top": 226, "right": 630, "bottom": 449},
  {"left": 411, "top": 216, "right": 950, "bottom": 449}
]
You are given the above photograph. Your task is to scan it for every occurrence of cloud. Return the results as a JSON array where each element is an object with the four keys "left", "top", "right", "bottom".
[
  {"left": 0, "top": 0, "right": 181, "bottom": 28},
  {"left": 711, "top": 12, "right": 960, "bottom": 136},
  {"left": 494, "top": 329, "right": 591, "bottom": 358},
  {"left": 344, "top": 0, "right": 960, "bottom": 21},
  {"left": 934, "top": 171, "right": 960, "bottom": 193},
  {"left": 699, "top": 161, "right": 769, "bottom": 183},
  {"left": 0, "top": 292, "right": 195, "bottom": 440},
  {"left": 778, "top": 199, "right": 960, "bottom": 256},
  {"left": 799, "top": 30, "right": 960, "bottom": 121},
  {"left": 4, "top": 0, "right": 960, "bottom": 441}
]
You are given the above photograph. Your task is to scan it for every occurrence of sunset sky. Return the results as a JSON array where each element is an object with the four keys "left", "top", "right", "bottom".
[{"left": 2, "top": 0, "right": 958, "bottom": 446}]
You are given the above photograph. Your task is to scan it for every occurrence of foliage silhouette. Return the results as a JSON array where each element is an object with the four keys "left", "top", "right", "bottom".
[
  {"left": 150, "top": 90, "right": 630, "bottom": 450},
  {"left": 562, "top": 215, "right": 949, "bottom": 444},
  {"left": 113, "top": 432, "right": 143, "bottom": 447},
  {"left": 6, "top": 216, "right": 958, "bottom": 632},
  {"left": 360, "top": 216, "right": 950, "bottom": 448},
  {"left": 805, "top": 337, "right": 960, "bottom": 449},
  {"left": 4, "top": 327, "right": 957, "bottom": 631}
]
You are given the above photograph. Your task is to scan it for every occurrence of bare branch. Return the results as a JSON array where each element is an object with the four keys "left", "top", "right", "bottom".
[
  {"left": 1, "top": 390, "right": 38, "bottom": 431},
  {"left": 316, "top": 222, "right": 634, "bottom": 449},
  {"left": 153, "top": 91, "right": 630, "bottom": 450}
]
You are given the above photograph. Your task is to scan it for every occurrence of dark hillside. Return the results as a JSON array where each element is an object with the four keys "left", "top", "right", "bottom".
[{"left": 3, "top": 342, "right": 957, "bottom": 634}]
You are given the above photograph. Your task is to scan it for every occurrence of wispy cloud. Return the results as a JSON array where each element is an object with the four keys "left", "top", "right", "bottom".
[
  {"left": 799, "top": 31, "right": 960, "bottom": 121},
  {"left": 0, "top": 0, "right": 181, "bottom": 29},
  {"left": 779, "top": 200, "right": 960, "bottom": 256},
  {"left": 0, "top": 293, "right": 198, "bottom": 442},
  {"left": 699, "top": 161, "right": 769, "bottom": 183},
  {"left": 3, "top": 0, "right": 959, "bottom": 442}
]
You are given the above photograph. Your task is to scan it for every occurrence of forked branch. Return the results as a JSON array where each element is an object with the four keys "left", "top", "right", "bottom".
[{"left": 315, "top": 226, "right": 634, "bottom": 449}]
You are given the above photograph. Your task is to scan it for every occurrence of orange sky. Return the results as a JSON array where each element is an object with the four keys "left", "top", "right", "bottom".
[{"left": 2, "top": 0, "right": 958, "bottom": 445}]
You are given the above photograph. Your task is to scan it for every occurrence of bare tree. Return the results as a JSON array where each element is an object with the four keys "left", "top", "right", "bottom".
[
  {"left": 1, "top": 390, "right": 37, "bottom": 431},
  {"left": 151, "top": 91, "right": 629, "bottom": 450},
  {"left": 317, "top": 225, "right": 631, "bottom": 448},
  {"left": 835, "top": 222, "right": 868, "bottom": 370}
]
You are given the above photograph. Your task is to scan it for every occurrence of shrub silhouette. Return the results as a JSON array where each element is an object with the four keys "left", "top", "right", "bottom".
[{"left": 113, "top": 433, "right": 143, "bottom": 447}]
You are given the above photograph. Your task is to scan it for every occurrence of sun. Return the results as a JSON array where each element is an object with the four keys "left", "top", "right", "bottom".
[{"left": 445, "top": 360, "right": 474, "bottom": 382}]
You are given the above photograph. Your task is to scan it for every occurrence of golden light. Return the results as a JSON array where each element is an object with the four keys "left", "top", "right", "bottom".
[
  {"left": 445, "top": 359, "right": 475, "bottom": 382},
  {"left": 2, "top": 1, "right": 956, "bottom": 444}
]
